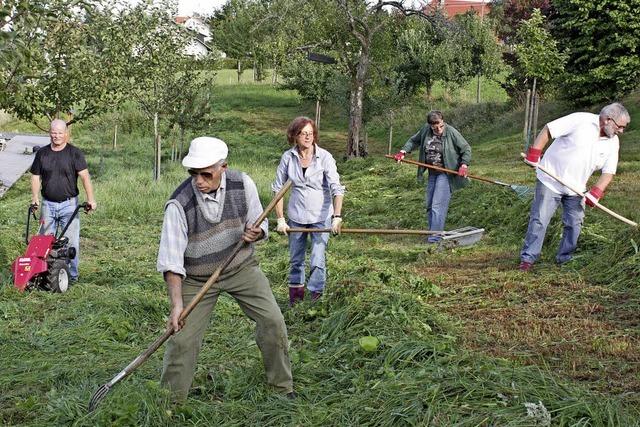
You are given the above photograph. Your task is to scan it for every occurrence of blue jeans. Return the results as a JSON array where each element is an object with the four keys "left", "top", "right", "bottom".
[
  {"left": 41, "top": 197, "right": 80, "bottom": 278},
  {"left": 520, "top": 180, "right": 585, "bottom": 264},
  {"left": 287, "top": 218, "right": 330, "bottom": 293},
  {"left": 425, "top": 172, "right": 452, "bottom": 242}
]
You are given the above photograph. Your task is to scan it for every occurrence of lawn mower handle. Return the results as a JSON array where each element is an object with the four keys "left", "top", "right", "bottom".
[
  {"left": 56, "top": 202, "right": 90, "bottom": 239},
  {"left": 25, "top": 204, "right": 39, "bottom": 245}
]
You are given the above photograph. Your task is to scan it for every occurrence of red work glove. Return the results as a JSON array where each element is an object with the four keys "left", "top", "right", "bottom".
[
  {"left": 584, "top": 186, "right": 604, "bottom": 207},
  {"left": 524, "top": 147, "right": 542, "bottom": 167},
  {"left": 457, "top": 164, "right": 468, "bottom": 177},
  {"left": 393, "top": 150, "right": 406, "bottom": 162}
]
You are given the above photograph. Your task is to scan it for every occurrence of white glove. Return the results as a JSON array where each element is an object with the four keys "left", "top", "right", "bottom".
[
  {"left": 331, "top": 216, "right": 343, "bottom": 235},
  {"left": 276, "top": 217, "right": 289, "bottom": 235}
]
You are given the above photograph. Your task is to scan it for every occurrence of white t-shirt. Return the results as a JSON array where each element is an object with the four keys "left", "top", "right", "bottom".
[{"left": 537, "top": 112, "right": 619, "bottom": 195}]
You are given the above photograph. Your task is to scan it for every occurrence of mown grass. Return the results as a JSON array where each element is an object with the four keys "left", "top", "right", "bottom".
[{"left": 0, "top": 78, "right": 639, "bottom": 426}]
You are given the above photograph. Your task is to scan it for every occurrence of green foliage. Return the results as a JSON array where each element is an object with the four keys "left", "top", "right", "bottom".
[
  {"left": 396, "top": 12, "right": 503, "bottom": 96},
  {"left": 551, "top": 0, "right": 640, "bottom": 105},
  {"left": 514, "top": 9, "right": 567, "bottom": 82},
  {"left": 0, "top": 1, "right": 131, "bottom": 126},
  {"left": 454, "top": 12, "right": 504, "bottom": 81},
  {"left": 280, "top": 53, "right": 347, "bottom": 103},
  {"left": 489, "top": 0, "right": 553, "bottom": 46}
]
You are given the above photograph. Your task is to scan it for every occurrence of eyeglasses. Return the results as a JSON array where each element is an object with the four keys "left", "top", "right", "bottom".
[
  {"left": 608, "top": 117, "right": 626, "bottom": 131},
  {"left": 298, "top": 131, "right": 314, "bottom": 137},
  {"left": 188, "top": 169, "right": 214, "bottom": 179}
]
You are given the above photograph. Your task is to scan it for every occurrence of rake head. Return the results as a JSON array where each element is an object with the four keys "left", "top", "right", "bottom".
[
  {"left": 88, "top": 382, "right": 112, "bottom": 412},
  {"left": 510, "top": 184, "right": 534, "bottom": 199}
]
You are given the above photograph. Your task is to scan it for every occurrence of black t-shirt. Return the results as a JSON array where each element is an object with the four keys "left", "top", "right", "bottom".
[
  {"left": 30, "top": 143, "right": 88, "bottom": 202},
  {"left": 424, "top": 134, "right": 444, "bottom": 167}
]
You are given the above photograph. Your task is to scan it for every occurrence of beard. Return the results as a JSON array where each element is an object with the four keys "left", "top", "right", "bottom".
[{"left": 603, "top": 122, "right": 616, "bottom": 138}]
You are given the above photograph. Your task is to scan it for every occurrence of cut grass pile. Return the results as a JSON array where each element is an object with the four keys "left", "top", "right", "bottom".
[{"left": 0, "top": 79, "right": 639, "bottom": 426}]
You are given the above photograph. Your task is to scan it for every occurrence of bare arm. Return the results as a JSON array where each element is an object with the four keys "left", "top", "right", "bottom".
[
  {"left": 78, "top": 169, "right": 97, "bottom": 211},
  {"left": 333, "top": 194, "right": 343, "bottom": 216},
  {"left": 531, "top": 125, "right": 552, "bottom": 151},
  {"left": 593, "top": 173, "right": 614, "bottom": 192},
  {"left": 164, "top": 271, "right": 184, "bottom": 332},
  {"left": 30, "top": 175, "right": 41, "bottom": 206},
  {"left": 275, "top": 198, "right": 285, "bottom": 219}
]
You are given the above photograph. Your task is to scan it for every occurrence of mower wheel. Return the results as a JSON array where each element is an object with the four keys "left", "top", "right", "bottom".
[{"left": 47, "top": 260, "right": 70, "bottom": 293}]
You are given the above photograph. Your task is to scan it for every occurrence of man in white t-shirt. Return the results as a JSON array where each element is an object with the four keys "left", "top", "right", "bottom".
[{"left": 519, "top": 103, "right": 630, "bottom": 272}]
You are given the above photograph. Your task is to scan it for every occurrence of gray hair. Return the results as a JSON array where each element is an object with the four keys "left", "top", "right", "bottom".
[
  {"left": 213, "top": 159, "right": 227, "bottom": 168},
  {"left": 50, "top": 118, "right": 67, "bottom": 131},
  {"left": 427, "top": 110, "right": 444, "bottom": 124},
  {"left": 600, "top": 103, "right": 630, "bottom": 122}
]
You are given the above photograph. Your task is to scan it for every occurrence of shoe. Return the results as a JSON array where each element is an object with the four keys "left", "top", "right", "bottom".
[
  {"left": 518, "top": 261, "right": 533, "bottom": 272},
  {"left": 288, "top": 286, "right": 305, "bottom": 306},
  {"left": 286, "top": 391, "right": 297, "bottom": 400},
  {"left": 310, "top": 291, "right": 322, "bottom": 302}
]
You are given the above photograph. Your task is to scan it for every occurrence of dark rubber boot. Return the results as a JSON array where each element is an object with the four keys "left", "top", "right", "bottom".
[{"left": 289, "top": 286, "right": 305, "bottom": 306}]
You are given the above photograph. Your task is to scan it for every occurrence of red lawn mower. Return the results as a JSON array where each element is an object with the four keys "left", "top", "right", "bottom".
[{"left": 11, "top": 202, "right": 89, "bottom": 293}]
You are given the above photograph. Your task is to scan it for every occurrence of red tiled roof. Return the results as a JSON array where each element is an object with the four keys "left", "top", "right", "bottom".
[{"left": 424, "top": 0, "right": 492, "bottom": 18}]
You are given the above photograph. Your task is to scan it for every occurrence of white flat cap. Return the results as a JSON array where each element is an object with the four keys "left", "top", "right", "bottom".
[{"left": 182, "top": 137, "right": 228, "bottom": 169}]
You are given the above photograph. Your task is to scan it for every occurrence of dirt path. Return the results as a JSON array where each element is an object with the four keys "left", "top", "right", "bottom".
[{"left": 420, "top": 249, "right": 640, "bottom": 397}]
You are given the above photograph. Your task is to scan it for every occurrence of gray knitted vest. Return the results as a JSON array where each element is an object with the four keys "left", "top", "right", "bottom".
[{"left": 169, "top": 170, "right": 254, "bottom": 278}]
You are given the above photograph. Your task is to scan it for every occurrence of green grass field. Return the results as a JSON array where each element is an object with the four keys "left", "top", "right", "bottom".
[{"left": 1, "top": 74, "right": 639, "bottom": 426}]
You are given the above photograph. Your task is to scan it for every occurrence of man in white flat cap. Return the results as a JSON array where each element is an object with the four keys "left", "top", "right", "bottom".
[{"left": 157, "top": 137, "right": 294, "bottom": 400}]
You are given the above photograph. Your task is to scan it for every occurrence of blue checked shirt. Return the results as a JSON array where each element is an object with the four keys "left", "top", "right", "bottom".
[
  {"left": 271, "top": 145, "right": 345, "bottom": 224},
  {"left": 157, "top": 172, "right": 268, "bottom": 277}
]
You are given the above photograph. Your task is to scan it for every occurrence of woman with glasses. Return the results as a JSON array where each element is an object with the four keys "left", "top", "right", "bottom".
[{"left": 272, "top": 116, "right": 345, "bottom": 306}]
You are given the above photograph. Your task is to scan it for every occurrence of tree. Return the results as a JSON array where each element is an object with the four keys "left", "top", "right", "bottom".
[
  {"left": 454, "top": 11, "right": 504, "bottom": 102},
  {"left": 514, "top": 9, "right": 566, "bottom": 90},
  {"left": 0, "top": 1, "right": 132, "bottom": 128},
  {"left": 514, "top": 8, "right": 567, "bottom": 146},
  {"left": 122, "top": 0, "right": 202, "bottom": 180},
  {"left": 489, "top": 0, "right": 553, "bottom": 46},
  {"left": 162, "top": 69, "right": 215, "bottom": 162},
  {"left": 330, "top": 0, "right": 435, "bottom": 158},
  {"left": 550, "top": 0, "right": 640, "bottom": 105},
  {"left": 210, "top": 0, "right": 261, "bottom": 82}
]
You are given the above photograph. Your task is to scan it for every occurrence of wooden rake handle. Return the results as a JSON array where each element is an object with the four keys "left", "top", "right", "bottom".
[
  {"left": 287, "top": 227, "right": 450, "bottom": 236},
  {"left": 519, "top": 153, "right": 638, "bottom": 227},
  {"left": 385, "top": 154, "right": 508, "bottom": 187}
]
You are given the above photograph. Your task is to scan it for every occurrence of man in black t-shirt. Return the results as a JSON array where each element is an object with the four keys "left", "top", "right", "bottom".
[{"left": 30, "top": 119, "right": 97, "bottom": 281}]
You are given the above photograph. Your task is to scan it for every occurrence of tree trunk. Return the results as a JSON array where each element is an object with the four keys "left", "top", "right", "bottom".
[
  {"left": 347, "top": 47, "right": 369, "bottom": 158},
  {"left": 476, "top": 73, "right": 481, "bottom": 103},
  {"left": 388, "top": 124, "right": 393, "bottom": 155},
  {"left": 179, "top": 126, "right": 185, "bottom": 160},
  {"left": 153, "top": 112, "right": 161, "bottom": 181},
  {"left": 315, "top": 99, "right": 321, "bottom": 130},
  {"left": 113, "top": 123, "right": 118, "bottom": 150},
  {"left": 237, "top": 60, "right": 241, "bottom": 83},
  {"left": 523, "top": 88, "right": 531, "bottom": 149}
]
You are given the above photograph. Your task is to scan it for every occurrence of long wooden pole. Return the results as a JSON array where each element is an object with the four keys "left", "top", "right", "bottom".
[
  {"left": 287, "top": 227, "right": 451, "bottom": 236},
  {"left": 385, "top": 154, "right": 513, "bottom": 187},
  {"left": 520, "top": 153, "right": 638, "bottom": 227}
]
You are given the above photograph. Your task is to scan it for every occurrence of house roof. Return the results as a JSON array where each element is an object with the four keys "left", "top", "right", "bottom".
[{"left": 424, "top": 0, "right": 493, "bottom": 17}]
